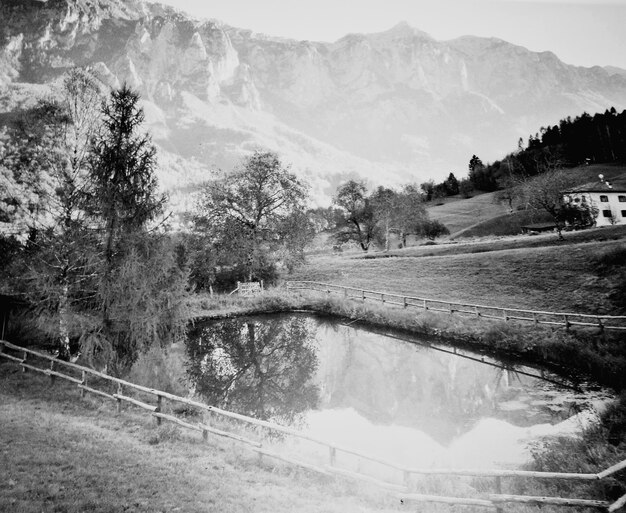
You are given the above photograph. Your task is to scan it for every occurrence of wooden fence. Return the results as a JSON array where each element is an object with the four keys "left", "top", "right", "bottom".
[
  {"left": 286, "top": 281, "right": 626, "bottom": 332},
  {"left": 2, "top": 339, "right": 626, "bottom": 512}
]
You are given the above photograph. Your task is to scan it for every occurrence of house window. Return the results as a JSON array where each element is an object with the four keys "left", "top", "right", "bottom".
[
  {"left": 622, "top": 210, "right": 626, "bottom": 217},
  {"left": 602, "top": 210, "right": 612, "bottom": 218},
  {"left": 573, "top": 197, "right": 580, "bottom": 203},
  {"left": 600, "top": 195, "right": 609, "bottom": 202},
  {"left": 619, "top": 196, "right": 626, "bottom": 202}
]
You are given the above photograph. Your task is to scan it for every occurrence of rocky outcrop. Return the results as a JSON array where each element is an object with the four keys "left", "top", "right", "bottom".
[{"left": 2, "top": 0, "right": 626, "bottom": 203}]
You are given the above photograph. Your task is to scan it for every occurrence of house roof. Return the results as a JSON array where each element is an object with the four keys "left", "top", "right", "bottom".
[{"left": 564, "top": 179, "right": 626, "bottom": 194}]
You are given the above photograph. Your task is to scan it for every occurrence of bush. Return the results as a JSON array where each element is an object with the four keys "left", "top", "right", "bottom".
[{"left": 420, "top": 219, "right": 450, "bottom": 240}]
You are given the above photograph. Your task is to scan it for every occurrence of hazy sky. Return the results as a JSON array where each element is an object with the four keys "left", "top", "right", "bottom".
[{"left": 154, "top": 0, "right": 626, "bottom": 69}]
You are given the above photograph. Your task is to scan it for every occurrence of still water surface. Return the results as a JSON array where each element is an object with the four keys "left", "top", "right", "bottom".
[{"left": 182, "top": 313, "right": 611, "bottom": 469}]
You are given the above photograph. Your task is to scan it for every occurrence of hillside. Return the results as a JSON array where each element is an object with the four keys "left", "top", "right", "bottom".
[
  {"left": 425, "top": 192, "right": 507, "bottom": 237},
  {"left": 425, "top": 163, "right": 626, "bottom": 238}
]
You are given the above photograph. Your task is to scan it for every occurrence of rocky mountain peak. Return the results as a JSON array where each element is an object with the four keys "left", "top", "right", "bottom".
[{"left": 379, "top": 21, "right": 433, "bottom": 40}]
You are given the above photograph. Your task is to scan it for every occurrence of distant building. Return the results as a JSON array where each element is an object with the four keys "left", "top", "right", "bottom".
[{"left": 563, "top": 177, "right": 626, "bottom": 227}]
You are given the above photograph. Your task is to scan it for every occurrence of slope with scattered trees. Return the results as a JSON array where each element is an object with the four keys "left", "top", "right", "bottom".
[{"left": 467, "top": 107, "right": 626, "bottom": 193}]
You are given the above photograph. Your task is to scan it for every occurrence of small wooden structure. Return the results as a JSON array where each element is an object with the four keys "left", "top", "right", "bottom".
[
  {"left": 520, "top": 222, "right": 556, "bottom": 234},
  {"left": 237, "top": 281, "right": 264, "bottom": 297}
]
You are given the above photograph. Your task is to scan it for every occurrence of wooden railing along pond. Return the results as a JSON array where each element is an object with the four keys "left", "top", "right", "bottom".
[
  {"left": 2, "top": 339, "right": 626, "bottom": 511},
  {"left": 286, "top": 281, "right": 626, "bottom": 332}
]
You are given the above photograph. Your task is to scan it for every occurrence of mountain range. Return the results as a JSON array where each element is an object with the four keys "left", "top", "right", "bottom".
[{"left": 2, "top": 0, "right": 626, "bottom": 206}]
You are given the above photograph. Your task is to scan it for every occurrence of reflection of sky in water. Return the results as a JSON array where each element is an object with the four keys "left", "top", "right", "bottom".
[{"left": 185, "top": 314, "right": 613, "bottom": 469}]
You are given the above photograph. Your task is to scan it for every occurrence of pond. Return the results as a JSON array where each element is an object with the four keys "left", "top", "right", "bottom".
[{"left": 181, "top": 313, "right": 612, "bottom": 470}]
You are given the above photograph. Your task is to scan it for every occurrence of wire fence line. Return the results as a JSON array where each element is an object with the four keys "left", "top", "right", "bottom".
[
  {"left": 285, "top": 281, "right": 626, "bottom": 332},
  {"left": 2, "top": 340, "right": 626, "bottom": 510}
]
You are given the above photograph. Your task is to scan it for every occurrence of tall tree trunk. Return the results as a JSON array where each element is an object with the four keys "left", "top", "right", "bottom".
[
  {"left": 385, "top": 219, "right": 390, "bottom": 252},
  {"left": 102, "top": 214, "right": 117, "bottom": 343},
  {"left": 58, "top": 278, "right": 71, "bottom": 359}
]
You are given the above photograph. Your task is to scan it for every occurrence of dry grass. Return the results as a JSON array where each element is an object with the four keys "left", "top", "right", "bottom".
[
  {"left": 0, "top": 362, "right": 403, "bottom": 513},
  {"left": 290, "top": 236, "right": 626, "bottom": 315}
]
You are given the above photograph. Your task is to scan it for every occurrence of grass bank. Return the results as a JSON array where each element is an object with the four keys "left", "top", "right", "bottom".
[
  {"left": 184, "top": 286, "right": 626, "bottom": 392},
  {"left": 293, "top": 235, "right": 626, "bottom": 316}
]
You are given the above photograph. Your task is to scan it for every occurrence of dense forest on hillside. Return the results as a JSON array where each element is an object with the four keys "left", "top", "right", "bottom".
[{"left": 468, "top": 108, "right": 626, "bottom": 192}]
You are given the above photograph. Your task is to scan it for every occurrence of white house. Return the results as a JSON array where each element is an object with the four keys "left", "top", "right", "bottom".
[{"left": 563, "top": 176, "right": 626, "bottom": 227}]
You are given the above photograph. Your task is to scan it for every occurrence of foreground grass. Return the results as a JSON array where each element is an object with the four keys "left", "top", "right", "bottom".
[{"left": 0, "top": 363, "right": 401, "bottom": 513}]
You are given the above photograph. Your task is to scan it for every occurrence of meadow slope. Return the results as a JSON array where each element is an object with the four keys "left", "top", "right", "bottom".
[{"left": 292, "top": 234, "right": 626, "bottom": 315}]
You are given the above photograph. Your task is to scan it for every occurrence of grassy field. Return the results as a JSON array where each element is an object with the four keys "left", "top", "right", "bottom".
[
  {"left": 290, "top": 231, "right": 626, "bottom": 316},
  {"left": 0, "top": 363, "right": 402, "bottom": 513},
  {"left": 426, "top": 192, "right": 508, "bottom": 236}
]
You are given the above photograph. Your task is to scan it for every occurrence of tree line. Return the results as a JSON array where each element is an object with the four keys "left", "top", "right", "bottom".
[
  {"left": 467, "top": 107, "right": 626, "bottom": 192},
  {"left": 329, "top": 180, "right": 448, "bottom": 252}
]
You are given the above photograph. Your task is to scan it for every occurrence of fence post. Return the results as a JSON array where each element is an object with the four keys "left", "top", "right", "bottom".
[
  {"left": 495, "top": 476, "right": 503, "bottom": 513},
  {"left": 597, "top": 317, "right": 604, "bottom": 334},
  {"left": 564, "top": 315, "right": 570, "bottom": 331},
  {"left": 80, "top": 371, "right": 86, "bottom": 398},
  {"left": 403, "top": 470, "right": 411, "bottom": 489},
  {"left": 329, "top": 446, "right": 336, "bottom": 467},
  {"left": 503, "top": 309, "right": 509, "bottom": 321},
  {"left": 423, "top": 299, "right": 427, "bottom": 311},
  {"left": 362, "top": 290, "right": 365, "bottom": 302},
  {"left": 474, "top": 306, "right": 480, "bottom": 317},
  {"left": 156, "top": 394, "right": 163, "bottom": 426},
  {"left": 449, "top": 303, "right": 453, "bottom": 315},
  {"left": 533, "top": 312, "right": 539, "bottom": 325},
  {"left": 381, "top": 293, "right": 385, "bottom": 304},
  {"left": 343, "top": 287, "right": 348, "bottom": 299},
  {"left": 403, "top": 297, "right": 407, "bottom": 309},
  {"left": 116, "top": 383, "right": 122, "bottom": 413},
  {"left": 22, "top": 351, "right": 27, "bottom": 373},
  {"left": 49, "top": 360, "right": 55, "bottom": 383}
]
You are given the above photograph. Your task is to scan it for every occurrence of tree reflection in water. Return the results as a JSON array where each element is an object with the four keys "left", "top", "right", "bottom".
[{"left": 186, "top": 317, "right": 319, "bottom": 425}]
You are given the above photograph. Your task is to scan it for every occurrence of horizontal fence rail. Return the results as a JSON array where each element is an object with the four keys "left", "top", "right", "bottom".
[
  {"left": 1, "top": 340, "right": 626, "bottom": 511},
  {"left": 286, "top": 281, "right": 626, "bottom": 332}
]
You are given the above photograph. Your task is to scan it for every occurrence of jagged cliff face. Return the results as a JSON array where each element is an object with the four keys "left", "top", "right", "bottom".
[{"left": 2, "top": 0, "right": 626, "bottom": 204}]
